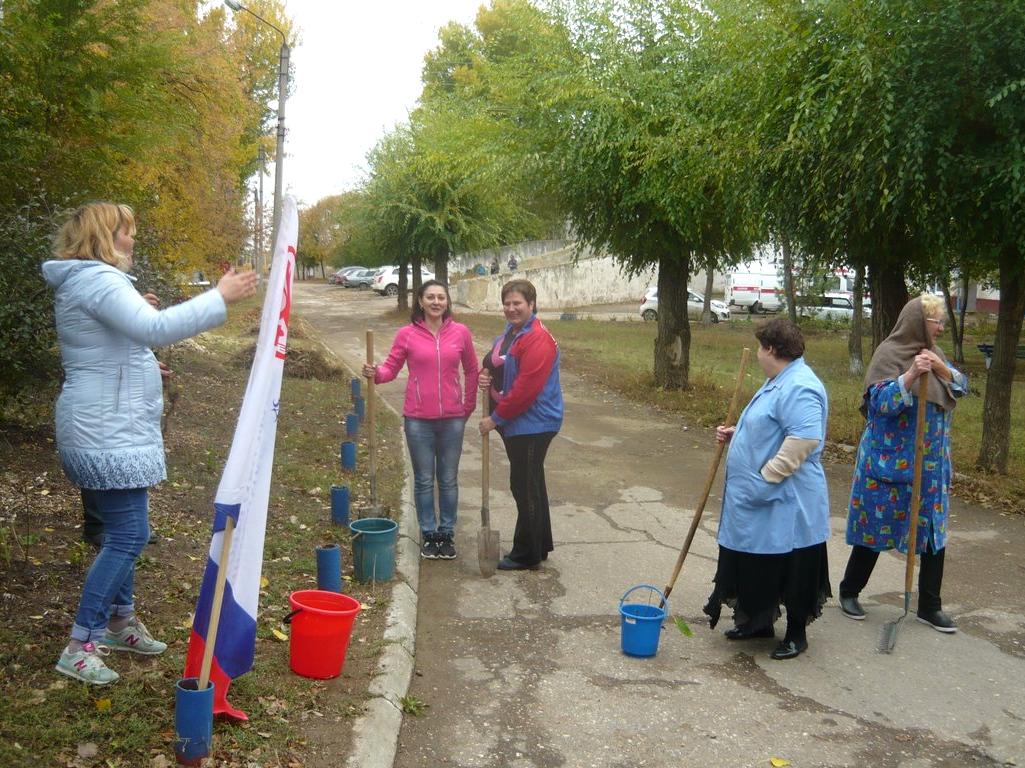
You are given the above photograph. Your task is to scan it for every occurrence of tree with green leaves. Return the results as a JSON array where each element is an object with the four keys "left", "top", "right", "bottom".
[{"left": 0, "top": 0, "right": 293, "bottom": 398}]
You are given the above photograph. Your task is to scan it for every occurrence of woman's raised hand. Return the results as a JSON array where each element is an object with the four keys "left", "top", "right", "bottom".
[
  {"left": 362, "top": 363, "right": 376, "bottom": 379},
  {"left": 216, "top": 268, "right": 258, "bottom": 304},
  {"left": 478, "top": 370, "right": 492, "bottom": 391},
  {"left": 715, "top": 425, "right": 736, "bottom": 444}
]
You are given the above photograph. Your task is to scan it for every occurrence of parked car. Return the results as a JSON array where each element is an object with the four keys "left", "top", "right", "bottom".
[
  {"left": 639, "top": 287, "right": 730, "bottom": 323},
  {"left": 794, "top": 293, "right": 869, "bottom": 321},
  {"left": 329, "top": 266, "right": 366, "bottom": 285},
  {"left": 372, "top": 265, "right": 435, "bottom": 296},
  {"left": 342, "top": 268, "right": 376, "bottom": 290}
]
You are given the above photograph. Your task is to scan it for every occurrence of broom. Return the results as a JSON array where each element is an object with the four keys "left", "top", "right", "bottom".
[{"left": 878, "top": 374, "right": 930, "bottom": 653}]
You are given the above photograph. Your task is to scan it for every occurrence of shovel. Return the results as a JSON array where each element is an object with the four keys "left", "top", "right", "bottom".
[
  {"left": 477, "top": 388, "right": 500, "bottom": 577},
  {"left": 879, "top": 374, "right": 930, "bottom": 653},
  {"left": 363, "top": 330, "right": 382, "bottom": 516},
  {"left": 661, "top": 347, "right": 750, "bottom": 608}
]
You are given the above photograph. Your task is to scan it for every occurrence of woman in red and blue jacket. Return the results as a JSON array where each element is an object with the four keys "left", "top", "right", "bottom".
[
  {"left": 478, "top": 279, "right": 563, "bottom": 570},
  {"left": 363, "top": 280, "right": 479, "bottom": 560}
]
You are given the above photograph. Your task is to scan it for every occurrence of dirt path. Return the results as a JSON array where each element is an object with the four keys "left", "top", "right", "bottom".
[{"left": 294, "top": 283, "right": 1025, "bottom": 768}]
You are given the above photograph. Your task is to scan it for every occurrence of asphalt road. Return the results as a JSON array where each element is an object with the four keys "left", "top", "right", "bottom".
[{"left": 294, "top": 283, "right": 1025, "bottom": 768}]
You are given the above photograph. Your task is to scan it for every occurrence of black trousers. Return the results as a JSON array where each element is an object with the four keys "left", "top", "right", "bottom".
[
  {"left": 839, "top": 544, "right": 945, "bottom": 613},
  {"left": 82, "top": 491, "right": 103, "bottom": 539},
  {"left": 500, "top": 431, "right": 556, "bottom": 566}
]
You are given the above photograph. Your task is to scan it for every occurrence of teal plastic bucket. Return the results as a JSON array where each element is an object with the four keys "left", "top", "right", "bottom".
[
  {"left": 349, "top": 517, "right": 398, "bottom": 582},
  {"left": 620, "top": 584, "right": 668, "bottom": 657}
]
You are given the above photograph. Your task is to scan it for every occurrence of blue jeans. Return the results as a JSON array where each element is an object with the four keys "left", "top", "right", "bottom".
[
  {"left": 404, "top": 417, "right": 466, "bottom": 538},
  {"left": 71, "top": 488, "right": 150, "bottom": 642}
]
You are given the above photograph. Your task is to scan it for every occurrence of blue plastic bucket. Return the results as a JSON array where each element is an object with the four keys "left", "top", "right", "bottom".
[
  {"left": 349, "top": 517, "right": 398, "bottom": 582},
  {"left": 619, "top": 584, "right": 668, "bottom": 657}
]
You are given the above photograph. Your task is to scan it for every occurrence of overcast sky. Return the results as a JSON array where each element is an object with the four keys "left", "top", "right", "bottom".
[{"left": 276, "top": 0, "right": 486, "bottom": 208}]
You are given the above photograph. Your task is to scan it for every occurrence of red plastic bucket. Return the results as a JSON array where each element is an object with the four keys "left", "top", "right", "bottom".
[{"left": 285, "top": 590, "right": 361, "bottom": 679}]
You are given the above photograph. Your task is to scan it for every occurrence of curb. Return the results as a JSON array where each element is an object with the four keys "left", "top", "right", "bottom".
[{"left": 345, "top": 395, "right": 418, "bottom": 768}]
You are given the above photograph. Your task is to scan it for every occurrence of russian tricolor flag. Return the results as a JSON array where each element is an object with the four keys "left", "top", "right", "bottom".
[{"left": 183, "top": 197, "right": 298, "bottom": 721}]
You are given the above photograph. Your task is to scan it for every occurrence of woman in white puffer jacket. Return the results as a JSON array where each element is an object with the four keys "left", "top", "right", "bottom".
[{"left": 42, "top": 202, "right": 257, "bottom": 685}]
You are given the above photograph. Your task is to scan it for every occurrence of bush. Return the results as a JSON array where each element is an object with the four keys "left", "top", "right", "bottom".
[{"left": 0, "top": 202, "right": 60, "bottom": 397}]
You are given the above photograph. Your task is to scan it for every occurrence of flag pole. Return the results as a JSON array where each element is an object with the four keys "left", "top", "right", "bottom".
[{"left": 199, "top": 516, "right": 236, "bottom": 690}]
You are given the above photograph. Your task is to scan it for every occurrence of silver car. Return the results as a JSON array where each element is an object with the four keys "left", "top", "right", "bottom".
[{"left": 639, "top": 287, "right": 730, "bottom": 323}]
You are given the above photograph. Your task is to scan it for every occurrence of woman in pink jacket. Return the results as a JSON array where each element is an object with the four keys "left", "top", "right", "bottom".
[{"left": 363, "top": 280, "right": 479, "bottom": 560}]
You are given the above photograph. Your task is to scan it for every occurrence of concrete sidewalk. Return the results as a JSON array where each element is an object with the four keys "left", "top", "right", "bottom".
[{"left": 294, "top": 284, "right": 1025, "bottom": 768}]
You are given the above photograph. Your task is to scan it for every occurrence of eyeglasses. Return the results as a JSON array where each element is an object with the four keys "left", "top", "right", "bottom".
[{"left": 926, "top": 318, "right": 945, "bottom": 326}]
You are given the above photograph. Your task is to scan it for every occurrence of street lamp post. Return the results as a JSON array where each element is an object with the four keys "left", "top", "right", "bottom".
[{"left": 225, "top": 0, "right": 288, "bottom": 274}]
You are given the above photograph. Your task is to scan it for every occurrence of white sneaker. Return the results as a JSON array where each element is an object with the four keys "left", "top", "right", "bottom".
[
  {"left": 103, "top": 619, "right": 167, "bottom": 655},
  {"left": 55, "top": 642, "right": 119, "bottom": 685}
]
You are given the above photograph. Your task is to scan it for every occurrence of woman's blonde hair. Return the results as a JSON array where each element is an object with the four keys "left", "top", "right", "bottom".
[
  {"left": 53, "top": 202, "right": 136, "bottom": 271},
  {"left": 919, "top": 292, "right": 944, "bottom": 319}
]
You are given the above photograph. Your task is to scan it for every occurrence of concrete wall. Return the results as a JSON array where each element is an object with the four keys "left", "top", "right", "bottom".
[
  {"left": 451, "top": 251, "right": 657, "bottom": 311},
  {"left": 449, "top": 238, "right": 728, "bottom": 309},
  {"left": 449, "top": 239, "right": 575, "bottom": 275}
]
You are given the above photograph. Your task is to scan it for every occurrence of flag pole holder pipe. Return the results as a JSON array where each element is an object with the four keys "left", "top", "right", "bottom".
[
  {"left": 176, "top": 516, "right": 234, "bottom": 765},
  {"left": 364, "top": 330, "right": 382, "bottom": 515}
]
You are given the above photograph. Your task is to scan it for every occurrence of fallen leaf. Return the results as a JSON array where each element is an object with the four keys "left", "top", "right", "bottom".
[
  {"left": 95, "top": 698, "right": 112, "bottom": 713},
  {"left": 257, "top": 731, "right": 272, "bottom": 738},
  {"left": 271, "top": 628, "right": 288, "bottom": 642},
  {"left": 260, "top": 576, "right": 269, "bottom": 589},
  {"left": 77, "top": 742, "right": 99, "bottom": 758},
  {"left": 151, "top": 755, "right": 172, "bottom": 768},
  {"left": 770, "top": 759, "right": 791, "bottom": 767},
  {"left": 182, "top": 613, "right": 194, "bottom": 629}
]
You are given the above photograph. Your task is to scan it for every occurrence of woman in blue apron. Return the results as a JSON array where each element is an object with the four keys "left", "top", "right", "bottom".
[{"left": 703, "top": 318, "right": 831, "bottom": 660}]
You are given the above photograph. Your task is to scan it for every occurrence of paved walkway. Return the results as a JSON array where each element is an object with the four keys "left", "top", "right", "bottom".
[{"left": 294, "top": 284, "right": 1025, "bottom": 768}]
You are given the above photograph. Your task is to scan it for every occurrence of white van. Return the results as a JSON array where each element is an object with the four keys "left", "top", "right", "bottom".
[{"left": 726, "top": 258, "right": 782, "bottom": 313}]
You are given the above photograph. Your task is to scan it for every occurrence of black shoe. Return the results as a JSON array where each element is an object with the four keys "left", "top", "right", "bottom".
[
  {"left": 496, "top": 556, "right": 540, "bottom": 571},
  {"left": 420, "top": 534, "right": 439, "bottom": 560},
  {"left": 724, "top": 626, "right": 775, "bottom": 641},
  {"left": 436, "top": 535, "right": 456, "bottom": 560},
  {"left": 916, "top": 609, "right": 957, "bottom": 634},
  {"left": 839, "top": 595, "right": 866, "bottom": 621},
  {"left": 770, "top": 639, "right": 808, "bottom": 660}
]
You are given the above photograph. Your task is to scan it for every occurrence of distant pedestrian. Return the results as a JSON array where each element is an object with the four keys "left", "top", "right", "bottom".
[
  {"left": 44, "top": 201, "right": 257, "bottom": 685},
  {"left": 478, "top": 279, "right": 563, "bottom": 570},
  {"left": 704, "top": 317, "right": 831, "bottom": 660},
  {"left": 839, "top": 294, "right": 967, "bottom": 633},
  {"left": 490, "top": 256, "right": 500, "bottom": 275},
  {"left": 507, "top": 256, "right": 518, "bottom": 272},
  {"left": 363, "top": 280, "right": 479, "bottom": 560},
  {"left": 475, "top": 263, "right": 487, "bottom": 276}
]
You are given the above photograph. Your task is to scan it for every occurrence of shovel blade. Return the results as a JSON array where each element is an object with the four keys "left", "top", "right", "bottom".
[{"left": 477, "top": 527, "right": 500, "bottom": 578}]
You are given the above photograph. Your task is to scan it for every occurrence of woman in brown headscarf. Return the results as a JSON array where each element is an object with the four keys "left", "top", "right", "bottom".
[{"left": 838, "top": 294, "right": 967, "bottom": 633}]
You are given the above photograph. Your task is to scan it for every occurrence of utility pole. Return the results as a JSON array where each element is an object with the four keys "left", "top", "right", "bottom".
[
  {"left": 225, "top": 1, "right": 288, "bottom": 273},
  {"left": 257, "top": 145, "right": 266, "bottom": 272}
]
